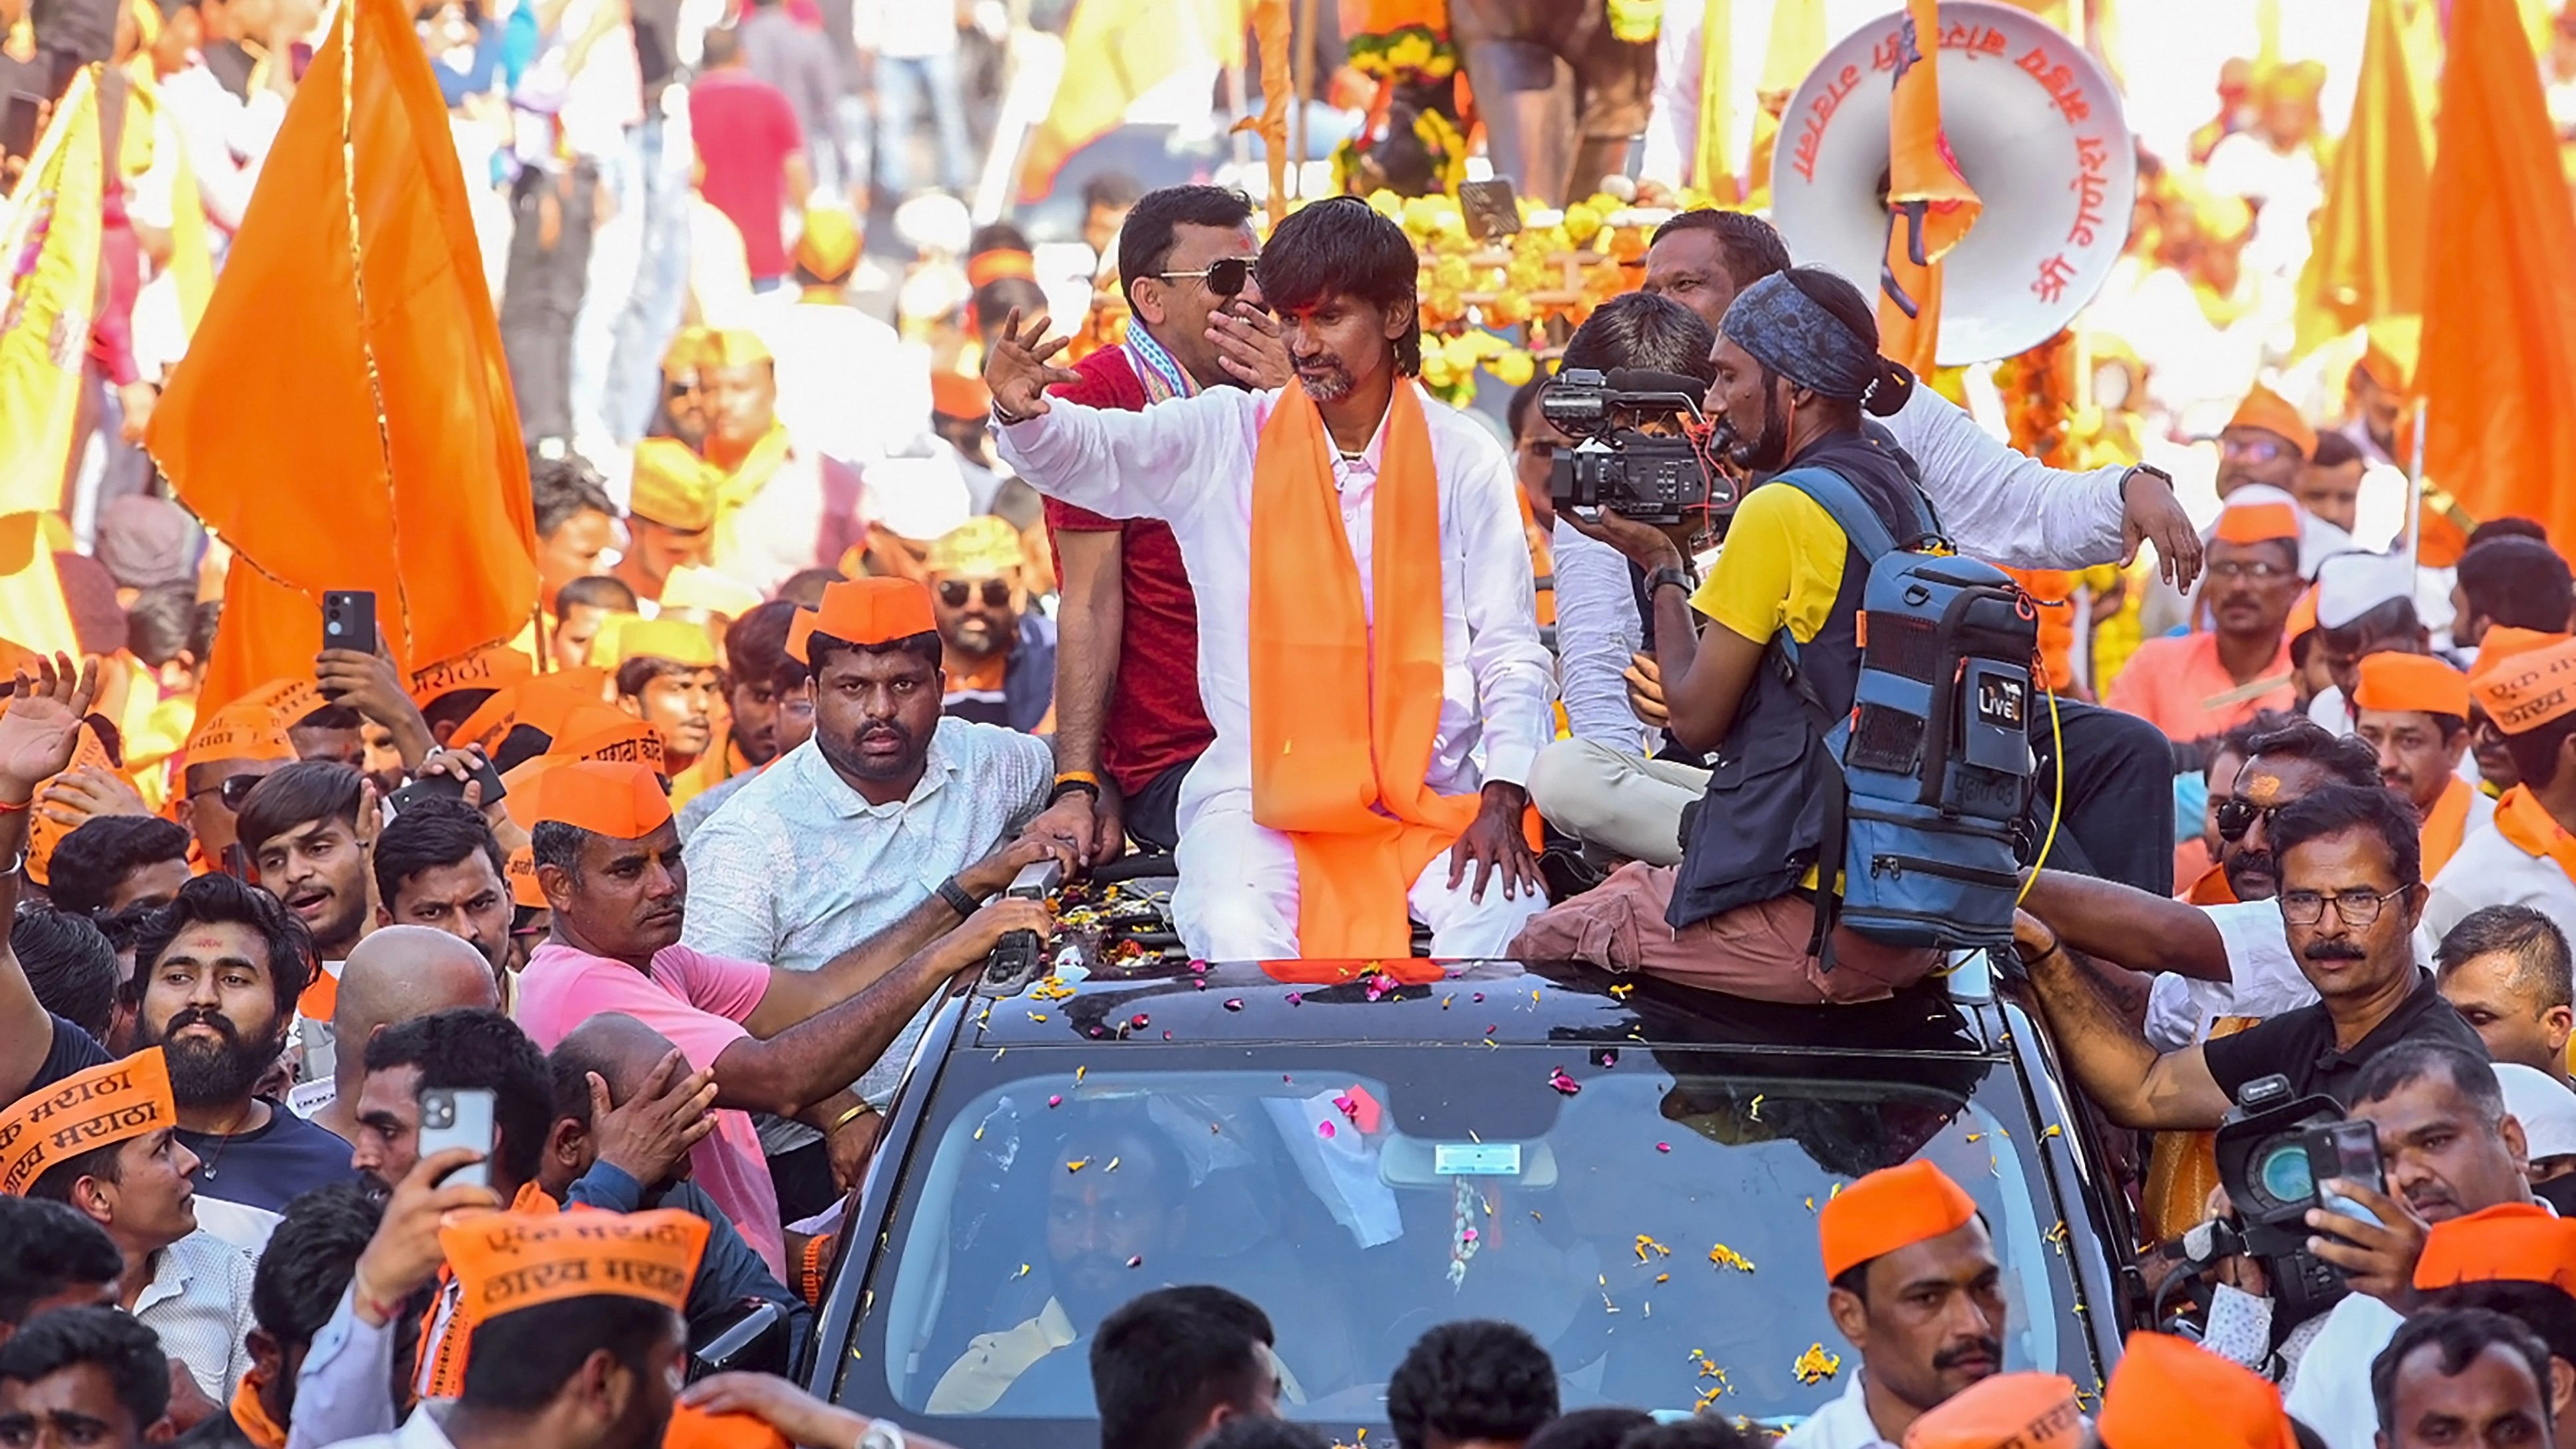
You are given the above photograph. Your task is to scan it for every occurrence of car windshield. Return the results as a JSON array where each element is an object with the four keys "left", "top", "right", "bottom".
[{"left": 830, "top": 1042, "right": 2089, "bottom": 1440}]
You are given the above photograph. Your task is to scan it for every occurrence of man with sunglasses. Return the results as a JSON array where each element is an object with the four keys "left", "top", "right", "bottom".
[
  {"left": 2015, "top": 783, "right": 2486, "bottom": 1131},
  {"left": 174, "top": 700, "right": 297, "bottom": 878},
  {"left": 1044, "top": 184, "right": 1289, "bottom": 859},
  {"left": 924, "top": 518, "right": 1054, "bottom": 733}
]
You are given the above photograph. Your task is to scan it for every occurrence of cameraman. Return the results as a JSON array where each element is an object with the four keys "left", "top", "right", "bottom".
[
  {"left": 1525, "top": 293, "right": 1725, "bottom": 866},
  {"left": 1512, "top": 267, "right": 1946, "bottom": 1001},
  {"left": 2264, "top": 1042, "right": 2545, "bottom": 1449}
]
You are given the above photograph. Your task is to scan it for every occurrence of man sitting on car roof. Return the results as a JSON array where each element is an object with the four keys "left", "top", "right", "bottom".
[{"left": 1784, "top": 1161, "right": 2006, "bottom": 1449}]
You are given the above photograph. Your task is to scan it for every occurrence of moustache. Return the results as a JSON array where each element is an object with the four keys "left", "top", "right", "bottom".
[
  {"left": 1932, "top": 1338, "right": 2002, "bottom": 1372},
  {"left": 163, "top": 1008, "right": 241, "bottom": 1044},
  {"left": 2303, "top": 939, "right": 2370, "bottom": 962}
]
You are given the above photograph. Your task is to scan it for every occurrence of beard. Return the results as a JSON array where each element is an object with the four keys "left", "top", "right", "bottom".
[
  {"left": 141, "top": 1007, "right": 285, "bottom": 1109},
  {"left": 816, "top": 715, "right": 926, "bottom": 783},
  {"left": 1291, "top": 351, "right": 1355, "bottom": 402},
  {"left": 1724, "top": 387, "right": 1791, "bottom": 474}
]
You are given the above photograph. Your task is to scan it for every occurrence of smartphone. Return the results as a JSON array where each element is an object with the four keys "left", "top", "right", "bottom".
[
  {"left": 0, "top": 93, "right": 40, "bottom": 162},
  {"left": 1459, "top": 178, "right": 1523, "bottom": 242},
  {"left": 322, "top": 590, "right": 377, "bottom": 657},
  {"left": 2302, "top": 1118, "right": 2386, "bottom": 1226},
  {"left": 418, "top": 1087, "right": 496, "bottom": 1189},
  {"left": 387, "top": 754, "right": 507, "bottom": 814}
]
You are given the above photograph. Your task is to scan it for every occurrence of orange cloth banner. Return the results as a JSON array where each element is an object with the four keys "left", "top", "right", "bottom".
[
  {"left": 1877, "top": 0, "right": 1982, "bottom": 377},
  {"left": 2416, "top": 0, "right": 2576, "bottom": 558},
  {"left": 2293, "top": 0, "right": 2430, "bottom": 354},
  {"left": 146, "top": 0, "right": 536, "bottom": 727}
]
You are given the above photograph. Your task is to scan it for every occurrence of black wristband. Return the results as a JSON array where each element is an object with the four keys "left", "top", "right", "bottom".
[
  {"left": 1047, "top": 778, "right": 1101, "bottom": 807},
  {"left": 1645, "top": 565, "right": 1695, "bottom": 598},
  {"left": 936, "top": 876, "right": 981, "bottom": 919}
]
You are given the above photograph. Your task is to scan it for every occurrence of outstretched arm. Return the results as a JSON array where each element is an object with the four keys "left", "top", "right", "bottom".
[
  {"left": 984, "top": 309, "right": 1247, "bottom": 525},
  {"left": 2021, "top": 868, "right": 2232, "bottom": 982},
  {"left": 0, "top": 655, "right": 101, "bottom": 1100}
]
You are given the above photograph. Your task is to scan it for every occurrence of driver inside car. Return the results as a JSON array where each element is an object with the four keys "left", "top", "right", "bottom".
[{"left": 930, "top": 1108, "right": 1205, "bottom": 1412}]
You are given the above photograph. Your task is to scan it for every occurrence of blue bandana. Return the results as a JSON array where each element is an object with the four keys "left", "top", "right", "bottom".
[{"left": 1719, "top": 271, "right": 1885, "bottom": 404}]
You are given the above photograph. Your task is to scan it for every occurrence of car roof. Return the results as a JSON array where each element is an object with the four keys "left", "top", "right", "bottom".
[{"left": 963, "top": 953, "right": 2003, "bottom": 1058}]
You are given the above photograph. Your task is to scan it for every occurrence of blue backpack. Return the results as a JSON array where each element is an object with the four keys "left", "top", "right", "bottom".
[{"left": 1770, "top": 468, "right": 2040, "bottom": 954}]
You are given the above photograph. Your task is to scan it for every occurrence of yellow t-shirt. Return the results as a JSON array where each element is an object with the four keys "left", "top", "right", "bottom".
[
  {"left": 1685, "top": 483, "right": 1856, "bottom": 893},
  {"left": 1688, "top": 484, "right": 1851, "bottom": 646}
]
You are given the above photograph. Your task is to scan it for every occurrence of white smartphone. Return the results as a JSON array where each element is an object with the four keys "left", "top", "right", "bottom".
[{"left": 417, "top": 1087, "right": 497, "bottom": 1190}]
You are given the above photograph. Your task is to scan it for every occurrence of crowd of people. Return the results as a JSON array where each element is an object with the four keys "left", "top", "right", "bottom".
[{"left": 13, "top": 0, "right": 2576, "bottom": 1444}]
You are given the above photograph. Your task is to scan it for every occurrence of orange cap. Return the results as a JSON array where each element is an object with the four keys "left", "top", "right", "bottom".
[
  {"left": 554, "top": 706, "right": 669, "bottom": 774},
  {"left": 663, "top": 1406, "right": 791, "bottom": 1449},
  {"left": 408, "top": 642, "right": 536, "bottom": 710},
  {"left": 0, "top": 1049, "right": 174, "bottom": 1196},
  {"left": 794, "top": 207, "right": 862, "bottom": 282},
  {"left": 2225, "top": 383, "right": 2318, "bottom": 461},
  {"left": 967, "top": 250, "right": 1037, "bottom": 287},
  {"left": 662, "top": 326, "right": 716, "bottom": 381},
  {"left": 1903, "top": 1373, "right": 2084, "bottom": 1449},
  {"left": 2213, "top": 501, "right": 2300, "bottom": 546},
  {"left": 2285, "top": 585, "right": 2320, "bottom": 642},
  {"left": 514, "top": 759, "right": 673, "bottom": 839},
  {"left": 451, "top": 668, "right": 616, "bottom": 754},
  {"left": 186, "top": 701, "right": 297, "bottom": 764},
  {"left": 788, "top": 578, "right": 939, "bottom": 663},
  {"left": 2354, "top": 652, "right": 2470, "bottom": 720},
  {"left": 930, "top": 370, "right": 992, "bottom": 419},
  {"left": 239, "top": 677, "right": 328, "bottom": 729},
  {"left": 2472, "top": 627, "right": 2572, "bottom": 687},
  {"left": 2414, "top": 1202, "right": 2576, "bottom": 1295},
  {"left": 504, "top": 845, "right": 548, "bottom": 910},
  {"left": 2472, "top": 636, "right": 2576, "bottom": 736},
  {"left": 2097, "top": 1333, "right": 2297, "bottom": 1449},
  {"left": 437, "top": 1207, "right": 707, "bottom": 1320},
  {"left": 1818, "top": 1160, "right": 1979, "bottom": 1283},
  {"left": 705, "top": 329, "right": 772, "bottom": 369}
]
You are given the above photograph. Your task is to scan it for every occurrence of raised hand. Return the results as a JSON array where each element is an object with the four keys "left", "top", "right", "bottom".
[
  {"left": 982, "top": 308, "right": 1083, "bottom": 421},
  {"left": 0, "top": 654, "right": 98, "bottom": 794}
]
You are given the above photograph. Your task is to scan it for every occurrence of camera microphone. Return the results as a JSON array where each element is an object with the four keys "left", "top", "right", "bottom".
[{"left": 1604, "top": 367, "right": 1713, "bottom": 398}]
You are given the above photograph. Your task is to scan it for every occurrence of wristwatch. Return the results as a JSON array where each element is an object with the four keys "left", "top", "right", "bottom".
[
  {"left": 2121, "top": 463, "right": 2174, "bottom": 498},
  {"left": 856, "top": 1421, "right": 908, "bottom": 1449},
  {"left": 1644, "top": 565, "right": 1696, "bottom": 599}
]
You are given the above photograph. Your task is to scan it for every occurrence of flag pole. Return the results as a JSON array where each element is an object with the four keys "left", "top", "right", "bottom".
[{"left": 2405, "top": 397, "right": 2427, "bottom": 572}]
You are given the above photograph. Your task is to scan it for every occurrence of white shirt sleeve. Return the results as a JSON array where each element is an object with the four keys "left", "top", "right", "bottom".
[
  {"left": 1883, "top": 385, "right": 2131, "bottom": 570},
  {"left": 2281, "top": 1294, "right": 2403, "bottom": 1449},
  {"left": 1639, "top": 2, "right": 1702, "bottom": 187},
  {"left": 1549, "top": 520, "right": 1647, "bottom": 749},
  {"left": 678, "top": 803, "right": 787, "bottom": 963},
  {"left": 2143, "top": 899, "right": 2316, "bottom": 1050},
  {"left": 991, "top": 389, "right": 1255, "bottom": 528},
  {"left": 1450, "top": 433, "right": 1557, "bottom": 790}
]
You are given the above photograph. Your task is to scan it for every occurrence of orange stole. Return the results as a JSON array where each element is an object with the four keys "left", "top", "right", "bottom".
[
  {"left": 2493, "top": 785, "right": 2576, "bottom": 883},
  {"left": 2422, "top": 776, "right": 2476, "bottom": 879},
  {"left": 1248, "top": 383, "right": 1480, "bottom": 958},
  {"left": 414, "top": 1181, "right": 562, "bottom": 1398}
]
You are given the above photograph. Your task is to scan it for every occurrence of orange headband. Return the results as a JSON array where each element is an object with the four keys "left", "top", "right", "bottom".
[
  {"left": 1903, "top": 1373, "right": 2084, "bottom": 1449},
  {"left": 2472, "top": 627, "right": 2572, "bottom": 688},
  {"left": 186, "top": 702, "right": 296, "bottom": 764},
  {"left": 554, "top": 706, "right": 669, "bottom": 774},
  {"left": 1817, "top": 1159, "right": 1978, "bottom": 1283},
  {"left": 0, "top": 1050, "right": 174, "bottom": 1196},
  {"left": 409, "top": 642, "right": 536, "bottom": 710},
  {"left": 437, "top": 1208, "right": 708, "bottom": 1321}
]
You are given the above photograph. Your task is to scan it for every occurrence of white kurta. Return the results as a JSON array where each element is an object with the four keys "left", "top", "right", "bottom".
[
  {"left": 994, "top": 383, "right": 1555, "bottom": 960},
  {"left": 1780, "top": 1372, "right": 1897, "bottom": 1449},
  {"left": 2423, "top": 817, "right": 2576, "bottom": 945}
]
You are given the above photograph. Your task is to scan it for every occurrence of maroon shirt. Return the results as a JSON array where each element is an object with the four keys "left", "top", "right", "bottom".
[
  {"left": 687, "top": 68, "right": 803, "bottom": 280},
  {"left": 1041, "top": 347, "right": 1217, "bottom": 795}
]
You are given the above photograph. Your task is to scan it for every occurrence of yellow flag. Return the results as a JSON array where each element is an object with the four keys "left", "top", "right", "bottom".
[
  {"left": 0, "top": 67, "right": 103, "bottom": 517},
  {"left": 1690, "top": 0, "right": 1732, "bottom": 196},
  {"left": 1017, "top": 0, "right": 1247, "bottom": 204},
  {"left": 1741, "top": 0, "right": 1825, "bottom": 208},
  {"left": 2293, "top": 0, "right": 2431, "bottom": 354}
]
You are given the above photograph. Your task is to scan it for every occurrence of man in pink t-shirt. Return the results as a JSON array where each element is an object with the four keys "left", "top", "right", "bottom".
[{"left": 510, "top": 760, "right": 1047, "bottom": 1279}]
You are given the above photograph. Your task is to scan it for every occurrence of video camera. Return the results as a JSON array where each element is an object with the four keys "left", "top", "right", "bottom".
[
  {"left": 1543, "top": 367, "right": 1732, "bottom": 527},
  {"left": 2207, "top": 1074, "right": 2387, "bottom": 1334}
]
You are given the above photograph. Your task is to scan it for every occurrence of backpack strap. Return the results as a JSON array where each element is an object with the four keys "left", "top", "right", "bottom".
[{"left": 1768, "top": 466, "right": 1905, "bottom": 564}]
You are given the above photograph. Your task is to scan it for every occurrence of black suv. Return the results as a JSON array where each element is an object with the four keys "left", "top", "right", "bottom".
[{"left": 805, "top": 950, "right": 2139, "bottom": 1444}]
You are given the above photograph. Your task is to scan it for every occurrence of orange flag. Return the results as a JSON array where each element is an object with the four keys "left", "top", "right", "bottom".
[
  {"left": 2416, "top": 0, "right": 2576, "bottom": 556},
  {"left": 1878, "top": 0, "right": 1983, "bottom": 376},
  {"left": 2293, "top": 0, "right": 2430, "bottom": 354},
  {"left": 146, "top": 0, "right": 536, "bottom": 727}
]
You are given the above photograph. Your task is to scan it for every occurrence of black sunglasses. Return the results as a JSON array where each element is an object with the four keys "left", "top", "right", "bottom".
[
  {"left": 1155, "top": 256, "right": 1254, "bottom": 298},
  {"left": 2213, "top": 795, "right": 2279, "bottom": 843},
  {"left": 938, "top": 579, "right": 1013, "bottom": 609},
  {"left": 189, "top": 773, "right": 268, "bottom": 810}
]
